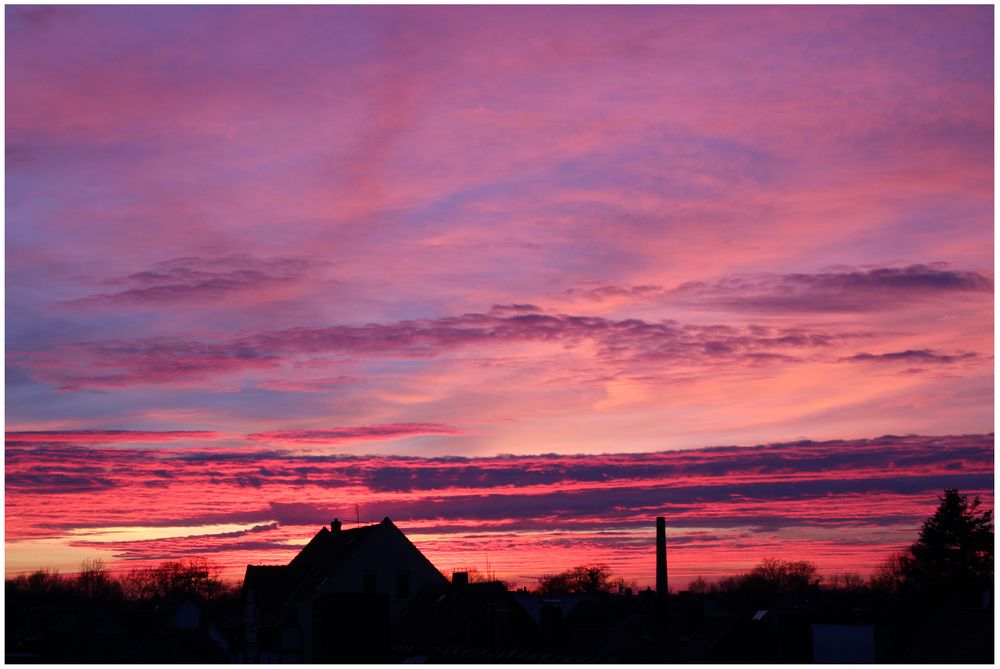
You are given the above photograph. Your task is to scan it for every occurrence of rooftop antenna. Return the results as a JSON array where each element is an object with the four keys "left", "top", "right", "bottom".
[{"left": 355, "top": 503, "right": 361, "bottom": 528}]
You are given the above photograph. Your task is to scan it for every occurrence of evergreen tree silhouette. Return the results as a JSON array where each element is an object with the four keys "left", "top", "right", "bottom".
[{"left": 903, "top": 488, "right": 993, "bottom": 602}]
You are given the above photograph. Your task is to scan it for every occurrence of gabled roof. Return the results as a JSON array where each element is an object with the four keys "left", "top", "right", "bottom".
[
  {"left": 288, "top": 522, "right": 381, "bottom": 577},
  {"left": 243, "top": 517, "right": 427, "bottom": 622}
]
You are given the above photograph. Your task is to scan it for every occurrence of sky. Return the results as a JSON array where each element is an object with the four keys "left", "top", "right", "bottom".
[{"left": 5, "top": 5, "right": 994, "bottom": 588}]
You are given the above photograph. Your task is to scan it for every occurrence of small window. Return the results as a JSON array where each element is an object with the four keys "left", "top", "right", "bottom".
[
  {"left": 363, "top": 571, "right": 377, "bottom": 594},
  {"left": 396, "top": 570, "right": 411, "bottom": 599}
]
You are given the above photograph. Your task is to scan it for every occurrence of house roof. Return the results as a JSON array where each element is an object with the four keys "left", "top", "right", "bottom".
[
  {"left": 243, "top": 517, "right": 418, "bottom": 623},
  {"left": 288, "top": 522, "right": 381, "bottom": 577}
]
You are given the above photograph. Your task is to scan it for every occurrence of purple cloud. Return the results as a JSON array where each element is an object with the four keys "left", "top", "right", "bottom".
[
  {"left": 7, "top": 472, "right": 117, "bottom": 494},
  {"left": 670, "top": 264, "right": 992, "bottom": 313},
  {"left": 19, "top": 309, "right": 864, "bottom": 389},
  {"left": 65, "top": 254, "right": 314, "bottom": 306},
  {"left": 6, "top": 429, "right": 224, "bottom": 444},
  {"left": 564, "top": 284, "right": 665, "bottom": 301},
  {"left": 247, "top": 423, "right": 463, "bottom": 445},
  {"left": 842, "top": 349, "right": 979, "bottom": 365}
]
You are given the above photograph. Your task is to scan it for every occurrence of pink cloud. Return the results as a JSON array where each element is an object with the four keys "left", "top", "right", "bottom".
[
  {"left": 6, "top": 433, "right": 991, "bottom": 586},
  {"left": 5, "top": 429, "right": 225, "bottom": 444},
  {"left": 841, "top": 350, "right": 979, "bottom": 365},
  {"left": 564, "top": 284, "right": 666, "bottom": 303},
  {"left": 247, "top": 423, "right": 464, "bottom": 445},
  {"left": 5, "top": 6, "right": 992, "bottom": 586},
  {"left": 669, "top": 265, "right": 992, "bottom": 313},
  {"left": 17, "top": 308, "right": 867, "bottom": 390},
  {"left": 253, "top": 376, "right": 355, "bottom": 393},
  {"left": 64, "top": 255, "right": 315, "bottom": 307}
]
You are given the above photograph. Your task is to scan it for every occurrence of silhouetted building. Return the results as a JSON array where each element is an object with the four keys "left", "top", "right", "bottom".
[
  {"left": 656, "top": 516, "right": 668, "bottom": 598},
  {"left": 238, "top": 517, "right": 447, "bottom": 662},
  {"left": 811, "top": 623, "right": 876, "bottom": 662},
  {"left": 899, "top": 607, "right": 993, "bottom": 663},
  {"left": 392, "top": 573, "right": 540, "bottom": 660},
  {"left": 132, "top": 596, "right": 231, "bottom": 662}
]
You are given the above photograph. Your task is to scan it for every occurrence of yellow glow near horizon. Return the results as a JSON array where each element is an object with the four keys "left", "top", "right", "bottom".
[
  {"left": 65, "top": 522, "right": 276, "bottom": 543},
  {"left": 6, "top": 539, "right": 119, "bottom": 576}
]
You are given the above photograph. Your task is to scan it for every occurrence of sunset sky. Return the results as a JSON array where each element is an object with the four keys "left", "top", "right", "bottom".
[{"left": 5, "top": 5, "right": 993, "bottom": 588}]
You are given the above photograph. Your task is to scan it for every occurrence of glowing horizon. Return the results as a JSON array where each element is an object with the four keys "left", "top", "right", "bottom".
[
  {"left": 6, "top": 431, "right": 993, "bottom": 588},
  {"left": 5, "top": 5, "right": 994, "bottom": 587}
]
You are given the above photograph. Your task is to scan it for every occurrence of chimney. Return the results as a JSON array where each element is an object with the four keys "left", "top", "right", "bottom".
[
  {"left": 656, "top": 516, "right": 667, "bottom": 598},
  {"left": 331, "top": 518, "right": 342, "bottom": 533},
  {"left": 452, "top": 571, "right": 469, "bottom": 588}
]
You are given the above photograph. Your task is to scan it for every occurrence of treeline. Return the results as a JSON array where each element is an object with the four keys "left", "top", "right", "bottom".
[
  {"left": 534, "top": 488, "right": 993, "bottom": 606},
  {"left": 7, "top": 557, "right": 238, "bottom": 601},
  {"left": 536, "top": 564, "right": 637, "bottom": 596},
  {"left": 7, "top": 557, "right": 240, "bottom": 662},
  {"left": 686, "top": 488, "right": 993, "bottom": 609}
]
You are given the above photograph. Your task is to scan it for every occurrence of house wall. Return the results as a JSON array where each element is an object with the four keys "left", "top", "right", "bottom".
[
  {"left": 295, "top": 598, "right": 315, "bottom": 663},
  {"left": 317, "top": 522, "right": 448, "bottom": 618},
  {"left": 240, "top": 591, "right": 259, "bottom": 662},
  {"left": 168, "top": 601, "right": 202, "bottom": 629},
  {"left": 811, "top": 624, "right": 876, "bottom": 663}
]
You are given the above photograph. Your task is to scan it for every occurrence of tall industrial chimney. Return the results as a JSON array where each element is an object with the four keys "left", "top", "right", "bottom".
[{"left": 656, "top": 516, "right": 667, "bottom": 597}]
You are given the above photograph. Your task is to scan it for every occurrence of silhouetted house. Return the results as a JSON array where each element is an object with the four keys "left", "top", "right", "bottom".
[
  {"left": 514, "top": 591, "right": 588, "bottom": 624},
  {"left": 599, "top": 605, "right": 740, "bottom": 663},
  {"left": 811, "top": 623, "right": 876, "bottom": 663},
  {"left": 898, "top": 606, "right": 993, "bottom": 663},
  {"left": 513, "top": 591, "right": 590, "bottom": 648},
  {"left": 132, "top": 596, "right": 231, "bottom": 662},
  {"left": 6, "top": 593, "right": 148, "bottom": 663},
  {"left": 392, "top": 573, "right": 539, "bottom": 660},
  {"left": 560, "top": 594, "right": 639, "bottom": 658},
  {"left": 239, "top": 517, "right": 448, "bottom": 662}
]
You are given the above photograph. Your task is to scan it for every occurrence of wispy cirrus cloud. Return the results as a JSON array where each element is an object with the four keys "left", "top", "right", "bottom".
[
  {"left": 564, "top": 283, "right": 665, "bottom": 302},
  {"left": 247, "top": 423, "right": 464, "bottom": 445},
  {"left": 14, "top": 433, "right": 991, "bottom": 509},
  {"left": 7, "top": 472, "right": 118, "bottom": 494},
  {"left": 669, "top": 264, "right": 992, "bottom": 313},
  {"left": 65, "top": 254, "right": 315, "bottom": 307},
  {"left": 5, "top": 429, "right": 225, "bottom": 444},
  {"left": 841, "top": 349, "right": 980, "bottom": 365},
  {"left": 7, "top": 433, "right": 992, "bottom": 584},
  {"left": 17, "top": 308, "right": 863, "bottom": 389},
  {"left": 66, "top": 522, "right": 286, "bottom": 562},
  {"left": 253, "top": 377, "right": 355, "bottom": 393}
]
